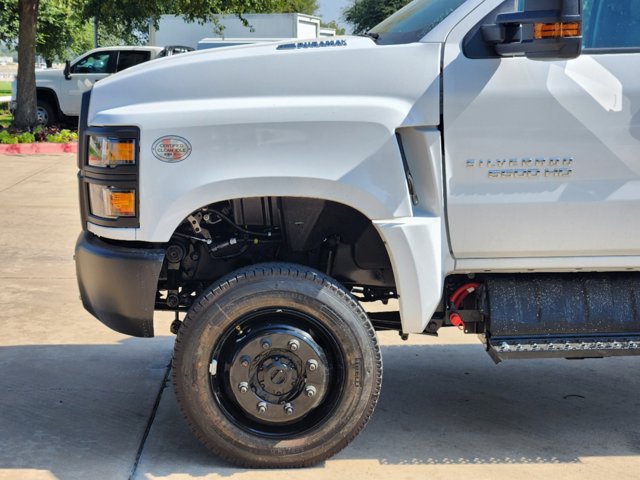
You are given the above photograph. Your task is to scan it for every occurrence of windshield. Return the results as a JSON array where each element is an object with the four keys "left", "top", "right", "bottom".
[{"left": 369, "top": 0, "right": 469, "bottom": 44}]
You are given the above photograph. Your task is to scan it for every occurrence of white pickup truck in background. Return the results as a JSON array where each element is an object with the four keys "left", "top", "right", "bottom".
[
  {"left": 74, "top": 0, "right": 640, "bottom": 469},
  {"left": 10, "top": 45, "right": 192, "bottom": 126}
]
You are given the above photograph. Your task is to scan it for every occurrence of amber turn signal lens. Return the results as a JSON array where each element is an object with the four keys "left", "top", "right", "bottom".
[
  {"left": 88, "top": 184, "right": 136, "bottom": 219},
  {"left": 534, "top": 22, "right": 581, "bottom": 40},
  {"left": 109, "top": 191, "right": 135, "bottom": 217}
]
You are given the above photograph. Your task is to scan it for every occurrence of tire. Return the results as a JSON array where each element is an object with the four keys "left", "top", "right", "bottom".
[
  {"left": 173, "top": 263, "right": 382, "bottom": 468},
  {"left": 36, "top": 99, "right": 57, "bottom": 127}
]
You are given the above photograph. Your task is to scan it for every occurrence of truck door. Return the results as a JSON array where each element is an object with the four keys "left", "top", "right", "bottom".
[
  {"left": 442, "top": 0, "right": 640, "bottom": 260},
  {"left": 115, "top": 50, "right": 152, "bottom": 72},
  {"left": 62, "top": 51, "right": 115, "bottom": 116}
]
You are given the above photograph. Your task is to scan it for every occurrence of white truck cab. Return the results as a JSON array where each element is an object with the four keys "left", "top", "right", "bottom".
[
  {"left": 74, "top": 0, "right": 640, "bottom": 468},
  {"left": 11, "top": 45, "right": 192, "bottom": 126}
]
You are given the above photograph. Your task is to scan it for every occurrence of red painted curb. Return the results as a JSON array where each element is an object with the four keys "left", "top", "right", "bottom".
[{"left": 0, "top": 142, "right": 77, "bottom": 155}]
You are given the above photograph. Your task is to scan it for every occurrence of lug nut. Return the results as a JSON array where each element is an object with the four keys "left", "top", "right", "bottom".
[
  {"left": 305, "top": 386, "right": 317, "bottom": 398},
  {"left": 257, "top": 401, "right": 268, "bottom": 414},
  {"left": 261, "top": 339, "right": 271, "bottom": 350},
  {"left": 284, "top": 403, "right": 294, "bottom": 415},
  {"left": 238, "top": 382, "right": 249, "bottom": 393},
  {"left": 307, "top": 359, "right": 318, "bottom": 372},
  {"left": 240, "top": 355, "right": 251, "bottom": 367},
  {"left": 288, "top": 339, "right": 300, "bottom": 351}
]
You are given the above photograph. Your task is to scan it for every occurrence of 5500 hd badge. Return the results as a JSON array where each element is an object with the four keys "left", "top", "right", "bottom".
[{"left": 466, "top": 157, "right": 574, "bottom": 178}]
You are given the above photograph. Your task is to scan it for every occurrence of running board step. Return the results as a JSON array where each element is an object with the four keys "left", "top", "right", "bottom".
[
  {"left": 483, "top": 273, "right": 640, "bottom": 363},
  {"left": 487, "top": 334, "right": 640, "bottom": 362}
]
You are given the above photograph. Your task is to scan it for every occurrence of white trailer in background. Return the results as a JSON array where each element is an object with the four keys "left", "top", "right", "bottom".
[{"left": 149, "top": 13, "right": 336, "bottom": 50}]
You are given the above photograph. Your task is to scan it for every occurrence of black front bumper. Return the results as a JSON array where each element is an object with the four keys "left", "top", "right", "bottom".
[{"left": 75, "top": 231, "right": 165, "bottom": 337}]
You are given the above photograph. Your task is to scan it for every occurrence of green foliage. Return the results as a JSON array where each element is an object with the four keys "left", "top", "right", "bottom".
[
  {"left": 0, "top": 2, "right": 17, "bottom": 47},
  {"left": 274, "top": 0, "right": 318, "bottom": 15},
  {"left": 344, "top": 0, "right": 410, "bottom": 35},
  {"left": 0, "top": 130, "right": 18, "bottom": 143},
  {"left": 0, "top": 125, "right": 77, "bottom": 143},
  {"left": 0, "top": 1, "right": 18, "bottom": 42},
  {"left": 38, "top": 1, "right": 93, "bottom": 65},
  {"left": 34, "top": 125, "right": 77, "bottom": 142},
  {"left": 16, "top": 131, "right": 35, "bottom": 143},
  {"left": 45, "top": 128, "right": 77, "bottom": 143},
  {"left": 0, "top": 0, "right": 93, "bottom": 64}
]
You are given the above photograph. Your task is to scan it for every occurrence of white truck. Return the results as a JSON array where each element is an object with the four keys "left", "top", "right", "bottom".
[
  {"left": 74, "top": 0, "right": 640, "bottom": 468},
  {"left": 10, "top": 45, "right": 192, "bottom": 126}
]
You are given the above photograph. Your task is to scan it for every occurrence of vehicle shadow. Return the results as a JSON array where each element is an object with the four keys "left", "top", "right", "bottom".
[
  {"left": 1, "top": 339, "right": 639, "bottom": 479},
  {"left": 136, "top": 341, "right": 640, "bottom": 477}
]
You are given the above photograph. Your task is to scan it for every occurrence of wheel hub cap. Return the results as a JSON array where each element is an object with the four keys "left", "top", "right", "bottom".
[{"left": 228, "top": 327, "right": 330, "bottom": 424}]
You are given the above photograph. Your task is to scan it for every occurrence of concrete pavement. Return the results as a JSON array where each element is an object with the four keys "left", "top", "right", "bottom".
[
  {"left": 0, "top": 154, "right": 174, "bottom": 480},
  {"left": 1, "top": 153, "right": 640, "bottom": 480}
]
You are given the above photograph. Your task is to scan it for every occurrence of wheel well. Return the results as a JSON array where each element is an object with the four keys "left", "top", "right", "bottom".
[
  {"left": 36, "top": 88, "right": 60, "bottom": 115},
  {"left": 157, "top": 197, "right": 397, "bottom": 312}
]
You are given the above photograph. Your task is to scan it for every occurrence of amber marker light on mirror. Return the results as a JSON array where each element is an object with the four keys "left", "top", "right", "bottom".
[
  {"left": 88, "top": 137, "right": 136, "bottom": 167},
  {"left": 534, "top": 22, "right": 581, "bottom": 40}
]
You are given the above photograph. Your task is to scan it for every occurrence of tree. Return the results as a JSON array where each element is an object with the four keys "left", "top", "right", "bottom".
[
  {"left": 275, "top": 0, "right": 317, "bottom": 15},
  {"left": 0, "top": 0, "right": 92, "bottom": 128},
  {"left": 13, "top": 0, "right": 39, "bottom": 129},
  {"left": 344, "top": 0, "right": 409, "bottom": 35},
  {"left": 37, "top": 0, "right": 93, "bottom": 67}
]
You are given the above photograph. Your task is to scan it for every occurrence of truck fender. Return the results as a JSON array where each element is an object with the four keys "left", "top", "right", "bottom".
[{"left": 374, "top": 217, "right": 444, "bottom": 333}]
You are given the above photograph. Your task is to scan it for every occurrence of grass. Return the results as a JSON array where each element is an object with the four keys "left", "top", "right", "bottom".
[
  {"left": 0, "top": 81, "right": 11, "bottom": 96},
  {"left": 0, "top": 81, "right": 12, "bottom": 126},
  {"left": 0, "top": 110, "right": 12, "bottom": 127}
]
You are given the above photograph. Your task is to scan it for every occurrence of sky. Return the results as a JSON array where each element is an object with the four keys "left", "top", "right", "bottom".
[{"left": 317, "top": 0, "right": 351, "bottom": 31}]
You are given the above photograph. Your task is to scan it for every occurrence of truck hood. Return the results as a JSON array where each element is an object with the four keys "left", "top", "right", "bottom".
[
  {"left": 35, "top": 68, "right": 64, "bottom": 86},
  {"left": 88, "top": 36, "right": 442, "bottom": 128},
  {"left": 36, "top": 68, "right": 64, "bottom": 83}
]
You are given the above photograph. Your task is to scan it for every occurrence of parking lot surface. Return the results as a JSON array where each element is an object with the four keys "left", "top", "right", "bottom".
[{"left": 1, "top": 153, "right": 640, "bottom": 480}]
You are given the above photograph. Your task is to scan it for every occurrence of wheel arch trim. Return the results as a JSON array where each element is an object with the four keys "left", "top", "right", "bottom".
[
  {"left": 36, "top": 87, "right": 62, "bottom": 118},
  {"left": 144, "top": 177, "right": 412, "bottom": 242},
  {"left": 374, "top": 216, "right": 447, "bottom": 333}
]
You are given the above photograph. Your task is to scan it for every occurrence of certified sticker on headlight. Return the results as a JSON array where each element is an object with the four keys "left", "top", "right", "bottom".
[{"left": 152, "top": 136, "right": 192, "bottom": 162}]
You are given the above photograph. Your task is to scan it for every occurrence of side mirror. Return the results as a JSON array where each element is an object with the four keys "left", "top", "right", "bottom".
[
  {"left": 64, "top": 60, "right": 71, "bottom": 80},
  {"left": 482, "top": 0, "right": 581, "bottom": 59}
]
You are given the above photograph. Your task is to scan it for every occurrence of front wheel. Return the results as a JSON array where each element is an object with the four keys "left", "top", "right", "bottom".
[
  {"left": 36, "top": 99, "right": 57, "bottom": 127},
  {"left": 173, "top": 263, "right": 382, "bottom": 467}
]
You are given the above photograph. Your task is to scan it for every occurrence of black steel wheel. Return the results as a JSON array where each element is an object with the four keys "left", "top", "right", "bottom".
[{"left": 173, "top": 263, "right": 382, "bottom": 468}]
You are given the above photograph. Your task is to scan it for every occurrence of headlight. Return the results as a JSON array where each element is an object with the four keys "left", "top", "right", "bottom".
[
  {"left": 88, "top": 184, "right": 136, "bottom": 219},
  {"left": 88, "top": 136, "right": 136, "bottom": 167}
]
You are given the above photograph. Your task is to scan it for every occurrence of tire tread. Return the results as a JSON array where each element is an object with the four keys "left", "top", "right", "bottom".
[{"left": 172, "top": 262, "right": 382, "bottom": 468}]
